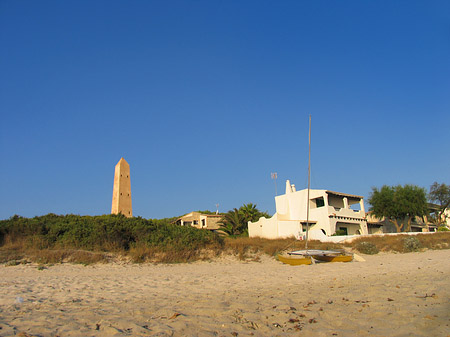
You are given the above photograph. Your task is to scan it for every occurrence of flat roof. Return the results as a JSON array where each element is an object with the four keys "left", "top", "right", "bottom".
[{"left": 326, "top": 190, "right": 364, "bottom": 200}]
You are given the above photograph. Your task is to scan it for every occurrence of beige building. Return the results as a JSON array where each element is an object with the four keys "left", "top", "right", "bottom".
[
  {"left": 366, "top": 208, "right": 442, "bottom": 233},
  {"left": 111, "top": 158, "right": 132, "bottom": 217},
  {"left": 365, "top": 212, "right": 388, "bottom": 234},
  {"left": 248, "top": 180, "right": 368, "bottom": 239},
  {"left": 175, "top": 212, "right": 223, "bottom": 231}
]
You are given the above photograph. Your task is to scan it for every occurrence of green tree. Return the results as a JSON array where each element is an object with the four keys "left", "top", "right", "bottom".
[
  {"left": 239, "top": 203, "right": 270, "bottom": 223},
  {"left": 428, "top": 182, "right": 450, "bottom": 226},
  {"left": 219, "top": 208, "right": 245, "bottom": 236},
  {"left": 219, "top": 203, "right": 269, "bottom": 236},
  {"left": 368, "top": 184, "right": 428, "bottom": 232}
]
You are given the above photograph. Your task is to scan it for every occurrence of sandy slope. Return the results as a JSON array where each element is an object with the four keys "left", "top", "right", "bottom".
[{"left": 0, "top": 249, "right": 449, "bottom": 337}]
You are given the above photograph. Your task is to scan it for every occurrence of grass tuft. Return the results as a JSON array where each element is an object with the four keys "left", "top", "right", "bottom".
[
  {"left": 403, "top": 236, "right": 421, "bottom": 252},
  {"left": 355, "top": 242, "right": 379, "bottom": 255}
]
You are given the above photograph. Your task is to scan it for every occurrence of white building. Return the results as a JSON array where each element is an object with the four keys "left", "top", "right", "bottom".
[{"left": 248, "top": 180, "right": 368, "bottom": 239}]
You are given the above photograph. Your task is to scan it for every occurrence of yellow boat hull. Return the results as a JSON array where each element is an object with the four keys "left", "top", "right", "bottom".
[
  {"left": 312, "top": 254, "right": 353, "bottom": 263},
  {"left": 277, "top": 254, "right": 312, "bottom": 265}
]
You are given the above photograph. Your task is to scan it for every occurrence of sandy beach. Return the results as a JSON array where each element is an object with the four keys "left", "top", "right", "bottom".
[{"left": 1, "top": 249, "right": 449, "bottom": 337}]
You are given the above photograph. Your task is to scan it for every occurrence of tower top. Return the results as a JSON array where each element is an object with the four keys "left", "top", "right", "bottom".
[{"left": 116, "top": 157, "right": 129, "bottom": 166}]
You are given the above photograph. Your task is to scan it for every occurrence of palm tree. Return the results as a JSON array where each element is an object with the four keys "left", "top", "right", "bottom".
[
  {"left": 239, "top": 203, "right": 259, "bottom": 223},
  {"left": 219, "top": 204, "right": 270, "bottom": 236},
  {"left": 219, "top": 208, "right": 245, "bottom": 236},
  {"left": 240, "top": 203, "right": 270, "bottom": 222}
]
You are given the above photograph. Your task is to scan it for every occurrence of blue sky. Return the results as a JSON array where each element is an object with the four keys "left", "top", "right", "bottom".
[{"left": 1, "top": 1, "right": 449, "bottom": 219}]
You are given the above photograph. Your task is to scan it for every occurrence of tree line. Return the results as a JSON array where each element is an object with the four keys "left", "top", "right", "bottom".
[{"left": 368, "top": 182, "right": 450, "bottom": 232}]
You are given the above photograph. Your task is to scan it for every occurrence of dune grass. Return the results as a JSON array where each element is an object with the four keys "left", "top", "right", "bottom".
[
  {"left": 222, "top": 233, "right": 450, "bottom": 260},
  {"left": 222, "top": 237, "right": 344, "bottom": 260},
  {"left": 344, "top": 232, "right": 450, "bottom": 253}
]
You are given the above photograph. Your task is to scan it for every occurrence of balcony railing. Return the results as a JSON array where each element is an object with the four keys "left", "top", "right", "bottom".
[{"left": 328, "top": 206, "right": 364, "bottom": 217}]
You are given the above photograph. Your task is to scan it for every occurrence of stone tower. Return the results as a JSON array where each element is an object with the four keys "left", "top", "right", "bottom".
[{"left": 111, "top": 158, "right": 132, "bottom": 217}]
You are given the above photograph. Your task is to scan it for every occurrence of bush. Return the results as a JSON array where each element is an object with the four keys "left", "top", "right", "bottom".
[
  {"left": 403, "top": 236, "right": 421, "bottom": 252},
  {"left": 332, "top": 229, "right": 348, "bottom": 236},
  {"left": 355, "top": 241, "right": 379, "bottom": 255},
  {"left": 0, "top": 214, "right": 224, "bottom": 263},
  {"left": 437, "top": 226, "right": 449, "bottom": 232}
]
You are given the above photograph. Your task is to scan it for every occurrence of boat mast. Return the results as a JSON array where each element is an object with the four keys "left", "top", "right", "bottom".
[{"left": 305, "top": 115, "right": 311, "bottom": 250}]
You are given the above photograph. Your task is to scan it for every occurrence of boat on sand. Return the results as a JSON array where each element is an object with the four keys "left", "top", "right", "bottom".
[
  {"left": 312, "top": 251, "right": 353, "bottom": 263},
  {"left": 277, "top": 253, "right": 312, "bottom": 265},
  {"left": 278, "top": 249, "right": 353, "bottom": 265}
]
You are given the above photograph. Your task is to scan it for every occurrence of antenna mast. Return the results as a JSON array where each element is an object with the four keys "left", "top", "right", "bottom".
[{"left": 271, "top": 172, "right": 278, "bottom": 196}]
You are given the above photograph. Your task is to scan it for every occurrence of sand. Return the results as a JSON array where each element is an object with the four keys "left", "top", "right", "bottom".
[{"left": 0, "top": 249, "right": 449, "bottom": 337}]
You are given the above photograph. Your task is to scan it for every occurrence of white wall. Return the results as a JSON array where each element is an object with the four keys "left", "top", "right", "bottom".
[{"left": 249, "top": 180, "right": 368, "bottom": 239}]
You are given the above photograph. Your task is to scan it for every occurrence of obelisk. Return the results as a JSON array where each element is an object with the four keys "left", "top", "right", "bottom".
[{"left": 111, "top": 158, "right": 132, "bottom": 217}]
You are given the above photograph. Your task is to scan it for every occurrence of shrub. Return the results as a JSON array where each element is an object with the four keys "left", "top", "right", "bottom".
[
  {"left": 437, "top": 226, "right": 449, "bottom": 232},
  {"left": 0, "top": 214, "right": 224, "bottom": 263},
  {"left": 5, "top": 260, "right": 20, "bottom": 266},
  {"left": 332, "top": 229, "right": 348, "bottom": 236},
  {"left": 403, "top": 236, "right": 421, "bottom": 252},
  {"left": 355, "top": 241, "right": 379, "bottom": 255}
]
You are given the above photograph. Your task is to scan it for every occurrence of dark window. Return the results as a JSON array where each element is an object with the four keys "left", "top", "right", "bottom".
[
  {"left": 316, "top": 197, "right": 325, "bottom": 208},
  {"left": 311, "top": 197, "right": 325, "bottom": 208}
]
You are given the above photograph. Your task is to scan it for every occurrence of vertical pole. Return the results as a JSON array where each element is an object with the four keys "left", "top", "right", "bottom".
[
  {"left": 275, "top": 177, "right": 277, "bottom": 196},
  {"left": 305, "top": 115, "right": 311, "bottom": 250},
  {"left": 271, "top": 172, "right": 278, "bottom": 196}
]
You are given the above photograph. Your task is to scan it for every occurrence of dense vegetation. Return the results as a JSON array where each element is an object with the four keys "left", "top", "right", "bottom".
[{"left": 0, "top": 213, "right": 223, "bottom": 263}]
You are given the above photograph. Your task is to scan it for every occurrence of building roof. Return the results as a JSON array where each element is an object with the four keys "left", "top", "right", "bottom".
[
  {"left": 177, "top": 211, "right": 223, "bottom": 221},
  {"left": 326, "top": 190, "right": 364, "bottom": 200}
]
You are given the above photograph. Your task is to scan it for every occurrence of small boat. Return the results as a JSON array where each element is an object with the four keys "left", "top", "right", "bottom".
[
  {"left": 277, "top": 253, "right": 312, "bottom": 265},
  {"left": 289, "top": 249, "right": 353, "bottom": 263},
  {"left": 310, "top": 250, "right": 353, "bottom": 262},
  {"left": 313, "top": 254, "right": 353, "bottom": 263}
]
